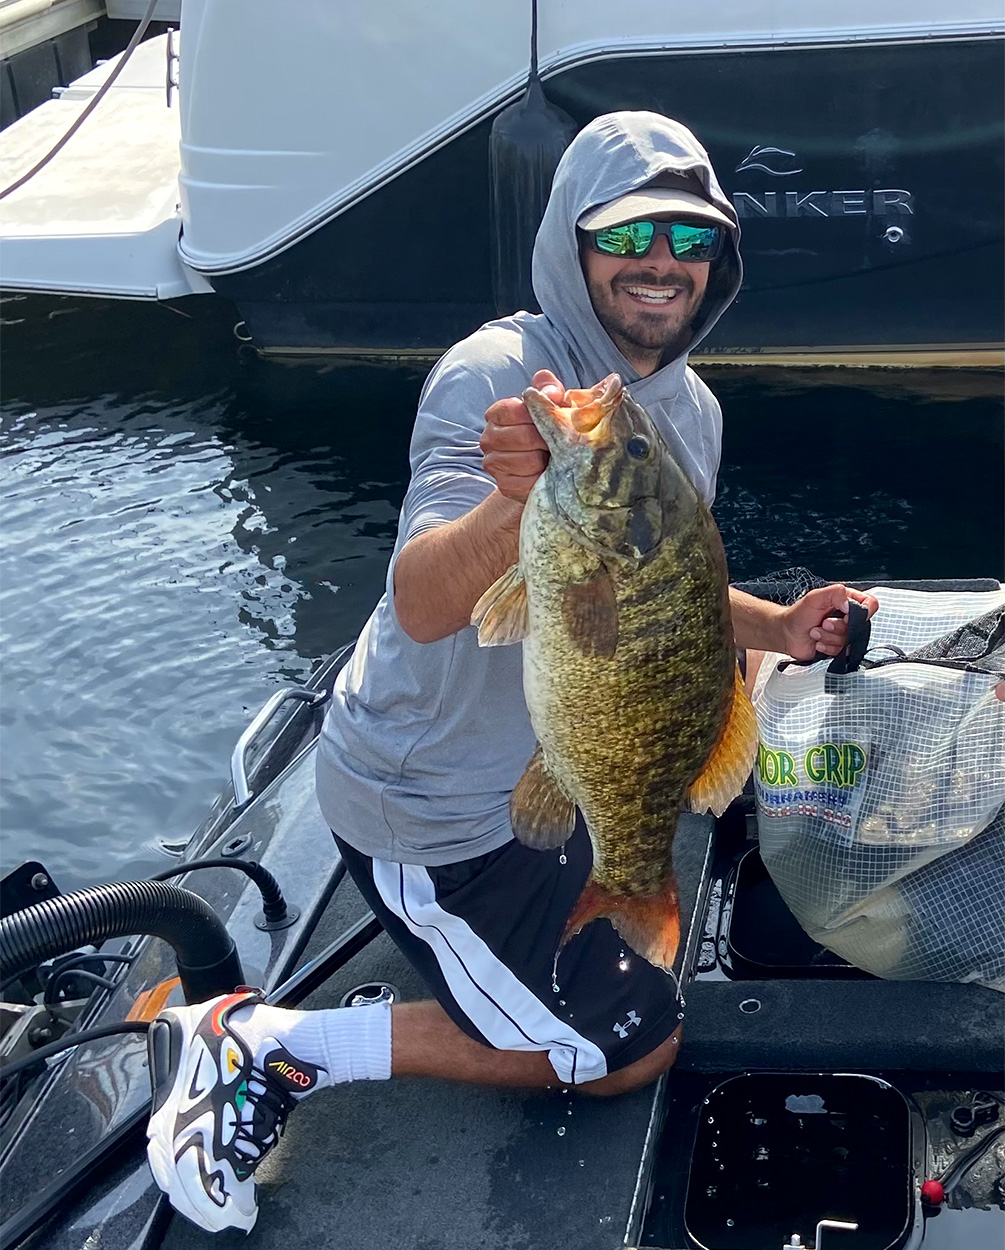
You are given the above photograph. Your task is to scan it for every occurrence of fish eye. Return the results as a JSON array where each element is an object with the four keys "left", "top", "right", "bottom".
[{"left": 625, "top": 435, "right": 650, "bottom": 460}]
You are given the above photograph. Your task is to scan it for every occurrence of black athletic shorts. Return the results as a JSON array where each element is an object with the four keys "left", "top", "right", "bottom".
[{"left": 332, "top": 819, "right": 682, "bottom": 1086}]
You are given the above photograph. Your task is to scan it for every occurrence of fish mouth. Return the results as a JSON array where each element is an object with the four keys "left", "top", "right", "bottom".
[{"left": 523, "top": 374, "right": 624, "bottom": 445}]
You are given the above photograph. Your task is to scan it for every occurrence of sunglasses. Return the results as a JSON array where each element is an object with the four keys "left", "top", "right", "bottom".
[{"left": 585, "top": 220, "right": 723, "bottom": 262}]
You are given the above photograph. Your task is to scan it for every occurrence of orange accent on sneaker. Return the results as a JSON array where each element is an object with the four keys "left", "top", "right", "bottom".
[{"left": 210, "top": 991, "right": 255, "bottom": 1037}]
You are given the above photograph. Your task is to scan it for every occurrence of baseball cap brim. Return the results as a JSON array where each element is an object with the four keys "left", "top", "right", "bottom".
[{"left": 579, "top": 187, "right": 732, "bottom": 232}]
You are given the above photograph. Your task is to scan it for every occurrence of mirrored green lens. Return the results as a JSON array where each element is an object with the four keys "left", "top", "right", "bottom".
[
  {"left": 594, "top": 221, "right": 655, "bottom": 256},
  {"left": 669, "top": 223, "right": 719, "bottom": 260}
]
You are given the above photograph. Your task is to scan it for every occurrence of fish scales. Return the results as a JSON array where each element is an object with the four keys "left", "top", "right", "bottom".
[
  {"left": 521, "top": 477, "right": 735, "bottom": 897},
  {"left": 473, "top": 374, "right": 757, "bottom": 966}
]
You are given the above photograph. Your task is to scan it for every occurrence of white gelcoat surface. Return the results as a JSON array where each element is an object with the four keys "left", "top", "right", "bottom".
[
  {"left": 0, "top": 36, "right": 209, "bottom": 299},
  {"left": 175, "top": 0, "right": 1003, "bottom": 272}
]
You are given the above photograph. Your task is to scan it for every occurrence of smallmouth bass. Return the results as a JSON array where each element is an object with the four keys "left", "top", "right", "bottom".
[{"left": 472, "top": 375, "right": 757, "bottom": 969}]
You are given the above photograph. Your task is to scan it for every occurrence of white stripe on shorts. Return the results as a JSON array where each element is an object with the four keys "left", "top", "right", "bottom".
[{"left": 371, "top": 858, "right": 608, "bottom": 1085}]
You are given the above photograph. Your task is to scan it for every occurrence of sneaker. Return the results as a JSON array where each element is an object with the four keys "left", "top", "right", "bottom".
[{"left": 145, "top": 989, "right": 324, "bottom": 1233}]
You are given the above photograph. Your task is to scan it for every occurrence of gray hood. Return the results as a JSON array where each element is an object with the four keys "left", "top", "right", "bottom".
[{"left": 532, "top": 110, "right": 741, "bottom": 406}]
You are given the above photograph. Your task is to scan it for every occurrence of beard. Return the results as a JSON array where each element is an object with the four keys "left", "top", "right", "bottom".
[{"left": 587, "top": 269, "right": 703, "bottom": 364}]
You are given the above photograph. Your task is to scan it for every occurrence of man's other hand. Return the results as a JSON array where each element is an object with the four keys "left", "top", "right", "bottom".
[
  {"left": 780, "top": 584, "right": 880, "bottom": 661},
  {"left": 480, "top": 369, "right": 563, "bottom": 504}
]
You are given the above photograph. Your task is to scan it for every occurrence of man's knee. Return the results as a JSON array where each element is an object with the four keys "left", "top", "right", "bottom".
[{"left": 575, "top": 1025, "right": 682, "bottom": 1098}]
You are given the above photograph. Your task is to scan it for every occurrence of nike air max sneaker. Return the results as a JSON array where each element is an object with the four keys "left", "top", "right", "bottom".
[{"left": 145, "top": 989, "right": 324, "bottom": 1233}]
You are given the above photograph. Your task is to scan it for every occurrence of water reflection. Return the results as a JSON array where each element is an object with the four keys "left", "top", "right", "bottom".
[
  {"left": 0, "top": 295, "right": 419, "bottom": 889},
  {"left": 1, "top": 294, "right": 1001, "bottom": 891}
]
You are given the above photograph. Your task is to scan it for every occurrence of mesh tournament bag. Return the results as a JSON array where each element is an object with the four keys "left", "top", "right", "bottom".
[{"left": 750, "top": 582, "right": 1005, "bottom": 988}]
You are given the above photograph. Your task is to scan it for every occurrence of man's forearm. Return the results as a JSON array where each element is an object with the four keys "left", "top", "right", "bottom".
[
  {"left": 393, "top": 491, "right": 524, "bottom": 643},
  {"left": 728, "top": 587, "right": 786, "bottom": 651}
]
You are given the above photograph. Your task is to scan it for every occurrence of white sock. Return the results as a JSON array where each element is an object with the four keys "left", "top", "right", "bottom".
[{"left": 230, "top": 1002, "right": 393, "bottom": 1095}]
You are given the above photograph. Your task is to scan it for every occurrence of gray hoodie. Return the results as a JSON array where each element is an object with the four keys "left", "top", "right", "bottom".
[{"left": 315, "top": 111, "right": 741, "bottom": 864}]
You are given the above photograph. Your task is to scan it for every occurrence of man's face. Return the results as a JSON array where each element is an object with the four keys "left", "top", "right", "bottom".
[{"left": 580, "top": 215, "right": 712, "bottom": 374}]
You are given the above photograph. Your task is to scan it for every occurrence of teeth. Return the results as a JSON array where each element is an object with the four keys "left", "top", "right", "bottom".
[{"left": 624, "top": 285, "right": 679, "bottom": 304}]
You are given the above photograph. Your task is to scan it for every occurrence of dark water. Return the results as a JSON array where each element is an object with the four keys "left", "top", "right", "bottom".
[{"left": 1, "top": 294, "right": 1002, "bottom": 892}]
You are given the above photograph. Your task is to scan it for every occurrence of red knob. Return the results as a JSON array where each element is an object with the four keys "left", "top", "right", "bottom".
[{"left": 921, "top": 1179, "right": 945, "bottom": 1206}]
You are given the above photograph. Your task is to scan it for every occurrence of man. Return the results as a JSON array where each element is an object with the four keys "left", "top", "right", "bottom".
[{"left": 144, "top": 112, "right": 877, "bottom": 1233}]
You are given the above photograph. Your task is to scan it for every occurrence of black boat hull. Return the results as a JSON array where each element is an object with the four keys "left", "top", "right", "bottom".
[{"left": 212, "top": 37, "right": 1005, "bottom": 362}]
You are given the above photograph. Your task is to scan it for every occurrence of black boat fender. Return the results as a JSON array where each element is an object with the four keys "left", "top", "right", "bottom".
[
  {"left": 488, "top": 0, "right": 577, "bottom": 316},
  {"left": 0, "top": 879, "right": 243, "bottom": 1003}
]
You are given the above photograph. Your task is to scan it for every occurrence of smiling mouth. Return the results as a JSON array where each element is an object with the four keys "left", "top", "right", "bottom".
[{"left": 621, "top": 284, "right": 685, "bottom": 306}]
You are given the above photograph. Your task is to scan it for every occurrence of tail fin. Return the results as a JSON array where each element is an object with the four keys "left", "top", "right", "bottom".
[{"left": 563, "top": 876, "right": 680, "bottom": 970}]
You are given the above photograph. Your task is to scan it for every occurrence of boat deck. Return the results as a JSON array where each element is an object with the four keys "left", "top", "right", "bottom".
[
  {"left": 155, "top": 811, "right": 1003, "bottom": 1250},
  {"left": 160, "top": 816, "right": 718, "bottom": 1250}
]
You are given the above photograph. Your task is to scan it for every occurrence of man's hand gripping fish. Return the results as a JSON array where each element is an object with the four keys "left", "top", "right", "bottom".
[{"left": 472, "top": 375, "right": 758, "bottom": 969}]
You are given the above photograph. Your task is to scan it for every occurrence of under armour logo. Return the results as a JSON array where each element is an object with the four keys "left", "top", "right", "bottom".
[{"left": 613, "top": 1010, "right": 642, "bottom": 1038}]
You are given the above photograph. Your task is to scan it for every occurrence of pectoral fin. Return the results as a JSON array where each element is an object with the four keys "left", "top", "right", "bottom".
[
  {"left": 561, "top": 567, "right": 618, "bottom": 660},
  {"left": 686, "top": 665, "right": 759, "bottom": 817},
  {"left": 509, "top": 745, "right": 576, "bottom": 849},
  {"left": 471, "top": 564, "right": 529, "bottom": 646}
]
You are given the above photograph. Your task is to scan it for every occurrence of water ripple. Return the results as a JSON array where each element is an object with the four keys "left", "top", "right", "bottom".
[
  {"left": 1, "top": 298, "right": 420, "bottom": 889},
  {"left": 1, "top": 296, "right": 1001, "bottom": 890}
]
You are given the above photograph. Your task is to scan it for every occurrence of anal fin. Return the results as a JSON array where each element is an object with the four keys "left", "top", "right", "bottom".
[
  {"left": 687, "top": 664, "right": 759, "bottom": 817},
  {"left": 471, "top": 564, "right": 528, "bottom": 646},
  {"left": 563, "top": 876, "right": 680, "bottom": 971},
  {"left": 509, "top": 745, "right": 576, "bottom": 849}
]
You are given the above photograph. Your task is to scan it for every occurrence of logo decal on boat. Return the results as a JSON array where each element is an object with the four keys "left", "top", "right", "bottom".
[
  {"left": 735, "top": 145, "right": 802, "bottom": 177},
  {"left": 732, "top": 145, "right": 914, "bottom": 220}
]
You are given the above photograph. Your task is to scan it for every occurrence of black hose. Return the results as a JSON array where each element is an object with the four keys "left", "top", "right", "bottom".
[
  {"left": 0, "top": 881, "right": 243, "bottom": 1003},
  {"left": 43, "top": 967, "right": 117, "bottom": 1009},
  {"left": 0, "top": 1021, "right": 150, "bottom": 1081},
  {"left": 150, "top": 857, "right": 292, "bottom": 925}
]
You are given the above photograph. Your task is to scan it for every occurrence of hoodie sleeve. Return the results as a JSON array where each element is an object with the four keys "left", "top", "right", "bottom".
[
  {"left": 398, "top": 329, "right": 536, "bottom": 546},
  {"left": 398, "top": 360, "right": 496, "bottom": 546}
]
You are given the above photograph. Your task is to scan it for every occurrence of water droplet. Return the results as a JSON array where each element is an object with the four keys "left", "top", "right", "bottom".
[
  {"left": 553, "top": 984, "right": 560, "bottom": 993},
  {"left": 558, "top": 999, "right": 566, "bottom": 1006},
  {"left": 726, "top": 1219, "right": 735, "bottom": 1228},
  {"left": 566, "top": 1108, "right": 573, "bottom": 1115},
  {"left": 561, "top": 1088, "right": 569, "bottom": 1095},
  {"left": 557, "top": 1126, "right": 566, "bottom": 1136},
  {"left": 578, "top": 1159, "right": 585, "bottom": 1167},
  {"left": 707, "top": 1117, "right": 715, "bottom": 1124},
  {"left": 677, "top": 1011, "right": 685, "bottom": 1020},
  {"left": 618, "top": 958, "right": 629, "bottom": 972},
  {"left": 558, "top": 854, "right": 567, "bottom": 865}
]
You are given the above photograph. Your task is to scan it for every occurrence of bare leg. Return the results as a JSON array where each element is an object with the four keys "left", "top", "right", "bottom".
[{"left": 391, "top": 999, "right": 681, "bottom": 1096}]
